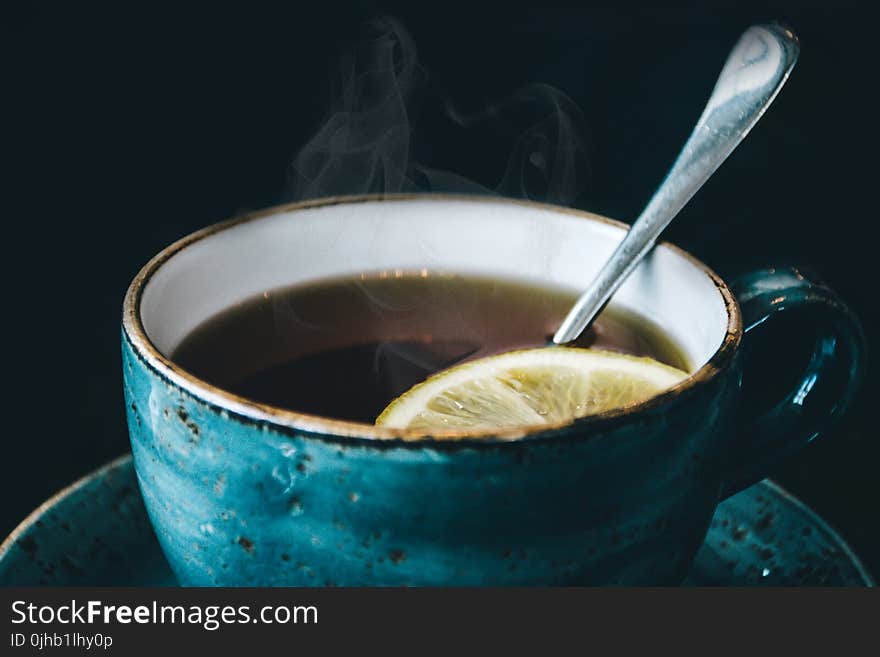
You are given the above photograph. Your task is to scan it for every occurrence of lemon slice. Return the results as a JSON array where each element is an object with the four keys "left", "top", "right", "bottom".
[{"left": 375, "top": 347, "right": 689, "bottom": 435}]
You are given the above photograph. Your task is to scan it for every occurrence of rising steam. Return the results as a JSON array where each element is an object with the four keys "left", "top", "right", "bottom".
[{"left": 285, "top": 16, "right": 590, "bottom": 205}]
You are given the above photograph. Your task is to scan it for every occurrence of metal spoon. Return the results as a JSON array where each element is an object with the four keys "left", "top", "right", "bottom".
[{"left": 553, "top": 23, "right": 800, "bottom": 345}]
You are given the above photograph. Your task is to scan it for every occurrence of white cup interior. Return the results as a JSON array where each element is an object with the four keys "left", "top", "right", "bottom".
[{"left": 140, "top": 196, "right": 731, "bottom": 372}]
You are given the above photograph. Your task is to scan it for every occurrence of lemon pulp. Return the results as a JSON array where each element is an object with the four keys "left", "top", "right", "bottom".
[{"left": 375, "top": 347, "right": 689, "bottom": 436}]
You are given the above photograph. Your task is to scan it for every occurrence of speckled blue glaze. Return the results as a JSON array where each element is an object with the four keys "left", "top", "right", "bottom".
[
  {"left": 119, "top": 193, "right": 866, "bottom": 587},
  {"left": 0, "top": 456, "right": 176, "bottom": 586},
  {"left": 120, "top": 261, "right": 865, "bottom": 586},
  {"left": 1, "top": 455, "right": 871, "bottom": 586},
  {"left": 123, "top": 336, "right": 735, "bottom": 585}
]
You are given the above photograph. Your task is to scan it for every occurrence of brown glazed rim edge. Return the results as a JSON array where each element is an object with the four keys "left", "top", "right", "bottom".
[{"left": 122, "top": 193, "right": 743, "bottom": 445}]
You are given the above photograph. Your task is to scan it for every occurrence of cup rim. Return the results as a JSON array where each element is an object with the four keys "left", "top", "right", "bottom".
[{"left": 122, "top": 193, "right": 742, "bottom": 446}]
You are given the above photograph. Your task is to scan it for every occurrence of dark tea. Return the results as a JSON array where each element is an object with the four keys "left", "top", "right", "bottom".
[{"left": 172, "top": 273, "right": 688, "bottom": 423}]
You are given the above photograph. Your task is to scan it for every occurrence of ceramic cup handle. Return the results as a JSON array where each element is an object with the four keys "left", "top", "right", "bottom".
[{"left": 720, "top": 266, "right": 866, "bottom": 499}]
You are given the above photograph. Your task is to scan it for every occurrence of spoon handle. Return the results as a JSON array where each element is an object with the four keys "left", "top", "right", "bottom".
[{"left": 553, "top": 23, "right": 800, "bottom": 345}]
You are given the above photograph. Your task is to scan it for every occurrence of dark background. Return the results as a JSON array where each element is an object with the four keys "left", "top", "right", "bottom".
[{"left": 6, "top": 4, "right": 879, "bottom": 578}]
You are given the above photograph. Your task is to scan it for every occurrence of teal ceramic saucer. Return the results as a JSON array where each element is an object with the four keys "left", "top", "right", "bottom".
[{"left": 0, "top": 455, "right": 873, "bottom": 586}]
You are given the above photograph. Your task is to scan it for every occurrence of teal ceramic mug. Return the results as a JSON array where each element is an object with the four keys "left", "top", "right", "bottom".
[{"left": 121, "top": 195, "right": 865, "bottom": 585}]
